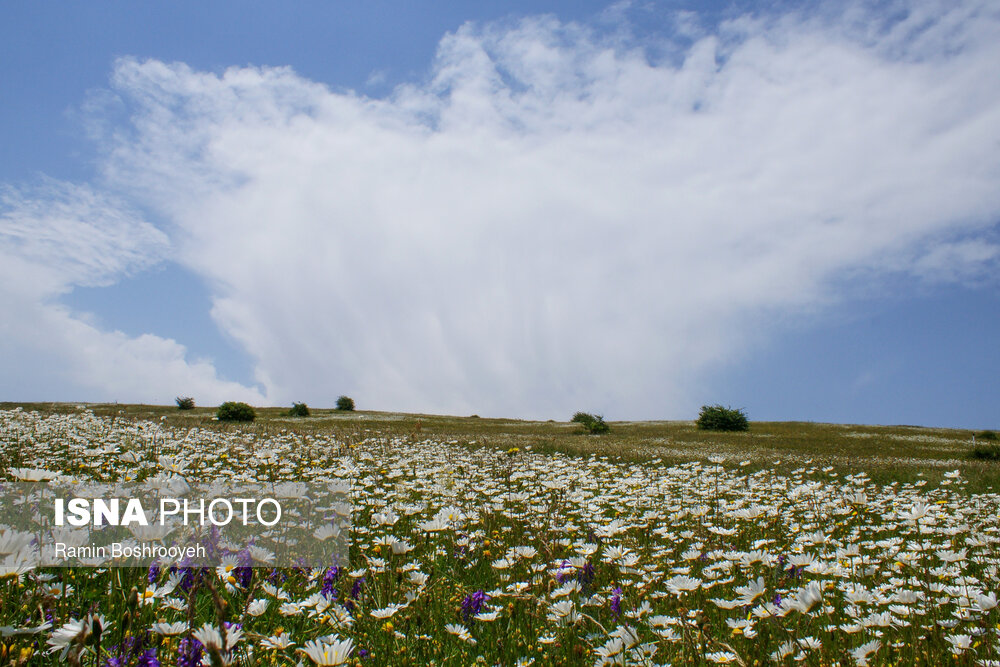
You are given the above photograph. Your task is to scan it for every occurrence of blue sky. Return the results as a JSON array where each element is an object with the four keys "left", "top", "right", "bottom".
[{"left": 1, "top": 1, "right": 998, "bottom": 428}]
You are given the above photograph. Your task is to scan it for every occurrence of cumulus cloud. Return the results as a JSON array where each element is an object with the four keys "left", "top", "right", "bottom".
[{"left": 5, "top": 0, "right": 1000, "bottom": 416}]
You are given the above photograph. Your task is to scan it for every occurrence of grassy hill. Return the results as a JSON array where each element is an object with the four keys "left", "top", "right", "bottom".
[{"left": 3, "top": 401, "right": 996, "bottom": 492}]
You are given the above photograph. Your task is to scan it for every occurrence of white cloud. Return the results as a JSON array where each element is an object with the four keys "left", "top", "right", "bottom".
[
  {"left": 5, "top": 0, "right": 1000, "bottom": 417},
  {"left": 911, "top": 239, "right": 1000, "bottom": 283},
  {"left": 0, "top": 183, "right": 265, "bottom": 405},
  {"left": 0, "top": 181, "right": 167, "bottom": 292}
]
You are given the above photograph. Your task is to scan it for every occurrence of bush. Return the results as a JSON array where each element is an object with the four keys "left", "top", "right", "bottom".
[
  {"left": 175, "top": 396, "right": 195, "bottom": 410},
  {"left": 696, "top": 405, "right": 749, "bottom": 432},
  {"left": 216, "top": 401, "right": 256, "bottom": 422},
  {"left": 971, "top": 442, "right": 1000, "bottom": 461},
  {"left": 336, "top": 396, "right": 355, "bottom": 411},
  {"left": 971, "top": 431, "right": 1000, "bottom": 461},
  {"left": 585, "top": 415, "right": 610, "bottom": 434},
  {"left": 571, "top": 411, "right": 610, "bottom": 434},
  {"left": 288, "top": 402, "right": 310, "bottom": 417}
]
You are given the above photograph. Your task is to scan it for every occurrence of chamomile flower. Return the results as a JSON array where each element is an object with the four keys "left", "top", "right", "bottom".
[{"left": 299, "top": 637, "right": 354, "bottom": 665}]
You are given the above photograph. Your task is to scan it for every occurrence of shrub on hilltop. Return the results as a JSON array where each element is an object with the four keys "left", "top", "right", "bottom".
[
  {"left": 175, "top": 396, "right": 195, "bottom": 410},
  {"left": 571, "top": 411, "right": 610, "bottom": 434},
  {"left": 288, "top": 402, "right": 310, "bottom": 417},
  {"left": 216, "top": 401, "right": 256, "bottom": 422},
  {"left": 336, "top": 396, "right": 355, "bottom": 411},
  {"left": 971, "top": 443, "right": 1000, "bottom": 461},
  {"left": 971, "top": 431, "right": 1000, "bottom": 461},
  {"left": 696, "top": 405, "right": 749, "bottom": 432}
]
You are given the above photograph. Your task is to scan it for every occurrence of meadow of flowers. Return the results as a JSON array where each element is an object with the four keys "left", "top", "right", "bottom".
[{"left": 1, "top": 406, "right": 998, "bottom": 666}]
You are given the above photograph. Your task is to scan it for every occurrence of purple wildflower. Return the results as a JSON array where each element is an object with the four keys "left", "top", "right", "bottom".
[
  {"left": 575, "top": 561, "right": 596, "bottom": 589},
  {"left": 345, "top": 576, "right": 365, "bottom": 610},
  {"left": 321, "top": 565, "right": 342, "bottom": 599},
  {"left": 461, "top": 590, "right": 490, "bottom": 622},
  {"left": 610, "top": 587, "right": 623, "bottom": 618},
  {"left": 233, "top": 548, "right": 252, "bottom": 588},
  {"left": 103, "top": 634, "right": 158, "bottom": 667},
  {"left": 175, "top": 566, "right": 199, "bottom": 592},
  {"left": 137, "top": 649, "right": 160, "bottom": 667},
  {"left": 176, "top": 637, "right": 203, "bottom": 667}
]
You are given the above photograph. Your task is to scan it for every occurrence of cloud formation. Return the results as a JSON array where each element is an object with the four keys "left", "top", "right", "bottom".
[
  {"left": 0, "top": 182, "right": 265, "bottom": 405},
  {"left": 4, "top": 0, "right": 1000, "bottom": 417}
]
